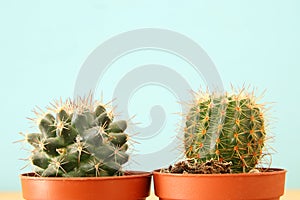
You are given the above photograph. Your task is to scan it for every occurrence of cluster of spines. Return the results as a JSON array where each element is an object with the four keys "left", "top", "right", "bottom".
[
  {"left": 184, "top": 89, "right": 267, "bottom": 173},
  {"left": 24, "top": 98, "right": 129, "bottom": 177}
]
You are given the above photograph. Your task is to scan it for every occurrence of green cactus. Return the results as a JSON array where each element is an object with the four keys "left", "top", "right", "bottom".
[
  {"left": 24, "top": 98, "right": 129, "bottom": 177},
  {"left": 184, "top": 89, "right": 266, "bottom": 173}
]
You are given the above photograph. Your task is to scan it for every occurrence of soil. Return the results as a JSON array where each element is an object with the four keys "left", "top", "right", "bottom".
[{"left": 162, "top": 159, "right": 232, "bottom": 174}]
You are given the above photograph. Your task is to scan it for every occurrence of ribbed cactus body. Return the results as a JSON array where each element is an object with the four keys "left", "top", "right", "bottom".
[
  {"left": 26, "top": 101, "right": 129, "bottom": 177},
  {"left": 185, "top": 92, "right": 266, "bottom": 173}
]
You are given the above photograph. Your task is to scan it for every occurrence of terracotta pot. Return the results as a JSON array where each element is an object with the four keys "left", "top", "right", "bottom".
[
  {"left": 21, "top": 171, "right": 152, "bottom": 200},
  {"left": 153, "top": 168, "right": 286, "bottom": 200}
]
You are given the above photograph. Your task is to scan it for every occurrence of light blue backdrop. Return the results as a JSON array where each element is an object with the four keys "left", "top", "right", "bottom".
[{"left": 0, "top": 0, "right": 299, "bottom": 190}]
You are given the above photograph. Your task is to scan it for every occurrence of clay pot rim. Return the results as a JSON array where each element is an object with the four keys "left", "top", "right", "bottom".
[
  {"left": 20, "top": 171, "right": 152, "bottom": 181},
  {"left": 153, "top": 168, "right": 286, "bottom": 177}
]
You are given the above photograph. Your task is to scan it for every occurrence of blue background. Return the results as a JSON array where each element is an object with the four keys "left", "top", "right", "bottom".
[{"left": 1, "top": 0, "right": 299, "bottom": 190}]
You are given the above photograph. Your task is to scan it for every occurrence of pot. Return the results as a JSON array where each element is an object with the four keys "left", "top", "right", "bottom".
[
  {"left": 153, "top": 168, "right": 286, "bottom": 200},
  {"left": 21, "top": 171, "right": 152, "bottom": 200}
]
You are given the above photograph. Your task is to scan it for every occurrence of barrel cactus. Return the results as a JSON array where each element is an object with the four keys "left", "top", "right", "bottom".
[
  {"left": 23, "top": 98, "right": 129, "bottom": 177},
  {"left": 184, "top": 88, "right": 267, "bottom": 173}
]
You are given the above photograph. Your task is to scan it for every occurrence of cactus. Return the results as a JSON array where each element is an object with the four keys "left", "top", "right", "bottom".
[
  {"left": 24, "top": 98, "right": 129, "bottom": 177},
  {"left": 184, "top": 88, "right": 266, "bottom": 173}
]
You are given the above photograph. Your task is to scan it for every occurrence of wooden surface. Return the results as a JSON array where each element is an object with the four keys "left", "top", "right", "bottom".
[{"left": 1, "top": 191, "right": 299, "bottom": 199}]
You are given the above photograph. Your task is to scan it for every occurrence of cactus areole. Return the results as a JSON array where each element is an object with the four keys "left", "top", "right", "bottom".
[
  {"left": 184, "top": 90, "right": 266, "bottom": 173},
  {"left": 24, "top": 98, "right": 130, "bottom": 177}
]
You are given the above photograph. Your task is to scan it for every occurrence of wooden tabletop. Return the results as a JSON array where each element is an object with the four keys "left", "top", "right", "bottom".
[{"left": 1, "top": 191, "right": 299, "bottom": 199}]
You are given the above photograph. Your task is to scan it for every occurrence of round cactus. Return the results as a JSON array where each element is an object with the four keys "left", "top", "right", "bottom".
[
  {"left": 184, "top": 89, "right": 267, "bottom": 173},
  {"left": 24, "top": 98, "right": 129, "bottom": 177}
]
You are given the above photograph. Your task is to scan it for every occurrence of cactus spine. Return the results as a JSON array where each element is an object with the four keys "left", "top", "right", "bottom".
[
  {"left": 25, "top": 98, "right": 129, "bottom": 177},
  {"left": 184, "top": 89, "right": 266, "bottom": 173}
]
